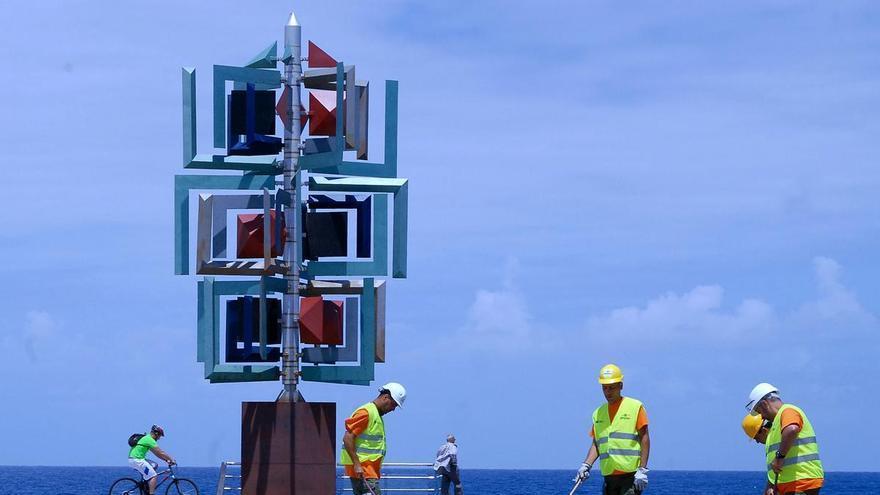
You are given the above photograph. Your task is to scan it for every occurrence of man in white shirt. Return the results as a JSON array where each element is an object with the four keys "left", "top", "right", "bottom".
[{"left": 433, "top": 435, "right": 463, "bottom": 495}]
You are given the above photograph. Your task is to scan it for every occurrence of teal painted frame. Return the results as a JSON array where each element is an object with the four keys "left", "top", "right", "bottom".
[
  {"left": 197, "top": 277, "right": 285, "bottom": 383},
  {"left": 197, "top": 276, "right": 378, "bottom": 384},
  {"left": 302, "top": 194, "right": 388, "bottom": 278},
  {"left": 181, "top": 68, "right": 280, "bottom": 174},
  {"left": 300, "top": 63, "right": 345, "bottom": 170},
  {"left": 174, "top": 174, "right": 275, "bottom": 275},
  {"left": 303, "top": 80, "right": 399, "bottom": 178},
  {"left": 307, "top": 176, "right": 408, "bottom": 278},
  {"left": 246, "top": 42, "right": 277, "bottom": 69},
  {"left": 213, "top": 65, "right": 282, "bottom": 149}
]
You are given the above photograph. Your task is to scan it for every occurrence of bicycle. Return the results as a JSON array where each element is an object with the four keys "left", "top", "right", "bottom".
[{"left": 109, "top": 464, "right": 199, "bottom": 495}]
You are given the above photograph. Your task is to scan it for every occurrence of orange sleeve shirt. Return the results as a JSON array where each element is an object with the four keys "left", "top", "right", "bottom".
[
  {"left": 774, "top": 409, "right": 823, "bottom": 494},
  {"left": 589, "top": 402, "right": 648, "bottom": 475},
  {"left": 344, "top": 408, "right": 383, "bottom": 479}
]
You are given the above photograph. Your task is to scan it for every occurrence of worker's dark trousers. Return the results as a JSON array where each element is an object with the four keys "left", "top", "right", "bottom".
[
  {"left": 350, "top": 478, "right": 381, "bottom": 495},
  {"left": 787, "top": 490, "right": 820, "bottom": 495},
  {"left": 437, "top": 466, "right": 463, "bottom": 495},
  {"left": 602, "top": 473, "right": 639, "bottom": 495}
]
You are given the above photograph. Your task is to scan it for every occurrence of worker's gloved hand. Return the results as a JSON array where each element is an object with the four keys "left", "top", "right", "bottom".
[
  {"left": 575, "top": 462, "right": 591, "bottom": 482},
  {"left": 634, "top": 467, "right": 649, "bottom": 491}
]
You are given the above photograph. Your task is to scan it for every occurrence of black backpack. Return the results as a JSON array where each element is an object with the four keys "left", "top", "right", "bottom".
[{"left": 128, "top": 433, "right": 145, "bottom": 447}]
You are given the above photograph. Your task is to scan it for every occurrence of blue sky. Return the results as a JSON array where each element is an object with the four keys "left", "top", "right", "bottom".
[{"left": 1, "top": 1, "right": 878, "bottom": 472}]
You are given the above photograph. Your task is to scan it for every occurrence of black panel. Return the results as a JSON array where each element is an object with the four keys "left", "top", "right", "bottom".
[
  {"left": 303, "top": 211, "right": 348, "bottom": 260},
  {"left": 230, "top": 89, "right": 276, "bottom": 135}
]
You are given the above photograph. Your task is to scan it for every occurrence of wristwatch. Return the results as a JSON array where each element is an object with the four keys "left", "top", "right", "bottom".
[{"left": 775, "top": 450, "right": 786, "bottom": 459}]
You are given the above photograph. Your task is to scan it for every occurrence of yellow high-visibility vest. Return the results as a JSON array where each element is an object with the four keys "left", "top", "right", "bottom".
[
  {"left": 341, "top": 402, "right": 386, "bottom": 465},
  {"left": 764, "top": 404, "right": 823, "bottom": 484},
  {"left": 593, "top": 397, "right": 642, "bottom": 476}
]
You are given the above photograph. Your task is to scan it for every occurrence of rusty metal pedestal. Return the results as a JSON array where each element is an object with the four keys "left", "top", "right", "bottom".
[{"left": 241, "top": 401, "right": 336, "bottom": 495}]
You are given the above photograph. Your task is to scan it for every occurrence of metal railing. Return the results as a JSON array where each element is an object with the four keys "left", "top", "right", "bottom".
[
  {"left": 338, "top": 462, "right": 439, "bottom": 494},
  {"left": 216, "top": 461, "right": 242, "bottom": 495},
  {"left": 216, "top": 460, "right": 439, "bottom": 494}
]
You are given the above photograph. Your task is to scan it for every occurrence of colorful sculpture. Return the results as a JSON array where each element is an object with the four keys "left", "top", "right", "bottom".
[{"left": 174, "top": 13, "right": 408, "bottom": 389}]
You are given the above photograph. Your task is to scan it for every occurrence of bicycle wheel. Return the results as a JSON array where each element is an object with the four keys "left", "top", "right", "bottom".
[
  {"left": 165, "top": 478, "right": 199, "bottom": 495},
  {"left": 109, "top": 477, "right": 143, "bottom": 495}
]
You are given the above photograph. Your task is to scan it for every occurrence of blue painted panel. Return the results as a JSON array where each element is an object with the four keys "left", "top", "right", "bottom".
[
  {"left": 181, "top": 67, "right": 279, "bottom": 173},
  {"left": 195, "top": 276, "right": 287, "bottom": 383},
  {"left": 213, "top": 65, "right": 281, "bottom": 149},
  {"left": 225, "top": 294, "right": 281, "bottom": 362}
]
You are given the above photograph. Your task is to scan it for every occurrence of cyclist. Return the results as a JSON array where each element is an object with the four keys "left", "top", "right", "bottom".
[{"left": 128, "top": 424, "right": 176, "bottom": 495}]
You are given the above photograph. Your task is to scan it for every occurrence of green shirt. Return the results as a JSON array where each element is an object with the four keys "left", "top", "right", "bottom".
[{"left": 128, "top": 434, "right": 157, "bottom": 459}]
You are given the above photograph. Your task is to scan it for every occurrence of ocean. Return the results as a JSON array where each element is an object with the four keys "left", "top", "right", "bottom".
[{"left": 0, "top": 466, "right": 876, "bottom": 495}]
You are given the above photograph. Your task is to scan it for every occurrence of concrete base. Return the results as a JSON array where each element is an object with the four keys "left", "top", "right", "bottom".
[{"left": 241, "top": 401, "right": 336, "bottom": 495}]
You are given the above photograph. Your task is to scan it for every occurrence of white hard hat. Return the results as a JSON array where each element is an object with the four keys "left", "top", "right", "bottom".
[
  {"left": 746, "top": 383, "right": 778, "bottom": 412},
  {"left": 380, "top": 382, "right": 407, "bottom": 408}
]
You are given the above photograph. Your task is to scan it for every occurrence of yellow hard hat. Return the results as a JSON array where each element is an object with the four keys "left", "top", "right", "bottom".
[
  {"left": 598, "top": 364, "right": 623, "bottom": 384},
  {"left": 741, "top": 413, "right": 764, "bottom": 440}
]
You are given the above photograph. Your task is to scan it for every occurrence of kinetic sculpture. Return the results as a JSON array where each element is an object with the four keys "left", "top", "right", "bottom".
[{"left": 173, "top": 12, "right": 408, "bottom": 494}]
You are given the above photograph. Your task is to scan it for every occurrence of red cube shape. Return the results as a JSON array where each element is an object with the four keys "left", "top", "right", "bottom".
[
  {"left": 237, "top": 210, "right": 286, "bottom": 259},
  {"left": 300, "top": 297, "right": 344, "bottom": 345}
]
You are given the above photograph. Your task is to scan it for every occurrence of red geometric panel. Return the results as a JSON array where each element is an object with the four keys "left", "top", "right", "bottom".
[
  {"left": 236, "top": 210, "right": 287, "bottom": 258},
  {"left": 300, "top": 297, "right": 323, "bottom": 343},
  {"left": 322, "top": 300, "right": 343, "bottom": 344},
  {"left": 308, "top": 41, "right": 338, "bottom": 68},
  {"left": 275, "top": 86, "right": 308, "bottom": 130},
  {"left": 300, "top": 297, "right": 344, "bottom": 345},
  {"left": 308, "top": 90, "right": 337, "bottom": 136}
]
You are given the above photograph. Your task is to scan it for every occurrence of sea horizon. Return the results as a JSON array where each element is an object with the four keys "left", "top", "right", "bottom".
[{"left": 1, "top": 466, "right": 877, "bottom": 495}]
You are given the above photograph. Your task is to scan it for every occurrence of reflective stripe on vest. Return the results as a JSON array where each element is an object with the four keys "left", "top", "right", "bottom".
[
  {"left": 767, "top": 436, "right": 817, "bottom": 453},
  {"left": 592, "top": 397, "right": 643, "bottom": 476},
  {"left": 764, "top": 404, "right": 824, "bottom": 484},
  {"left": 341, "top": 402, "right": 386, "bottom": 466}
]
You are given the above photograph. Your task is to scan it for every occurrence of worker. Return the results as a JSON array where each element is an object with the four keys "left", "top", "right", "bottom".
[
  {"left": 741, "top": 413, "right": 771, "bottom": 444},
  {"left": 341, "top": 382, "right": 407, "bottom": 495},
  {"left": 575, "top": 364, "right": 650, "bottom": 494},
  {"left": 746, "top": 383, "right": 824, "bottom": 495}
]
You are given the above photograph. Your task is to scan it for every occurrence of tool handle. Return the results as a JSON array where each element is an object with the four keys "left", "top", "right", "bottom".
[{"left": 567, "top": 477, "right": 583, "bottom": 495}]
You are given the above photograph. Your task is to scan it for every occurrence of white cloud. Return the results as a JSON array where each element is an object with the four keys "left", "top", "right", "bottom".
[
  {"left": 584, "top": 285, "right": 775, "bottom": 343},
  {"left": 583, "top": 257, "right": 875, "bottom": 345},
  {"left": 454, "top": 258, "right": 555, "bottom": 353},
  {"left": 466, "top": 287, "right": 531, "bottom": 340},
  {"left": 451, "top": 256, "right": 872, "bottom": 354},
  {"left": 23, "top": 310, "right": 58, "bottom": 363},
  {"left": 798, "top": 256, "right": 871, "bottom": 321}
]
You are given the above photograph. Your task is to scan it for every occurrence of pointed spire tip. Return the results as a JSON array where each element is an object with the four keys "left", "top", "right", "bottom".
[{"left": 287, "top": 11, "right": 299, "bottom": 27}]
